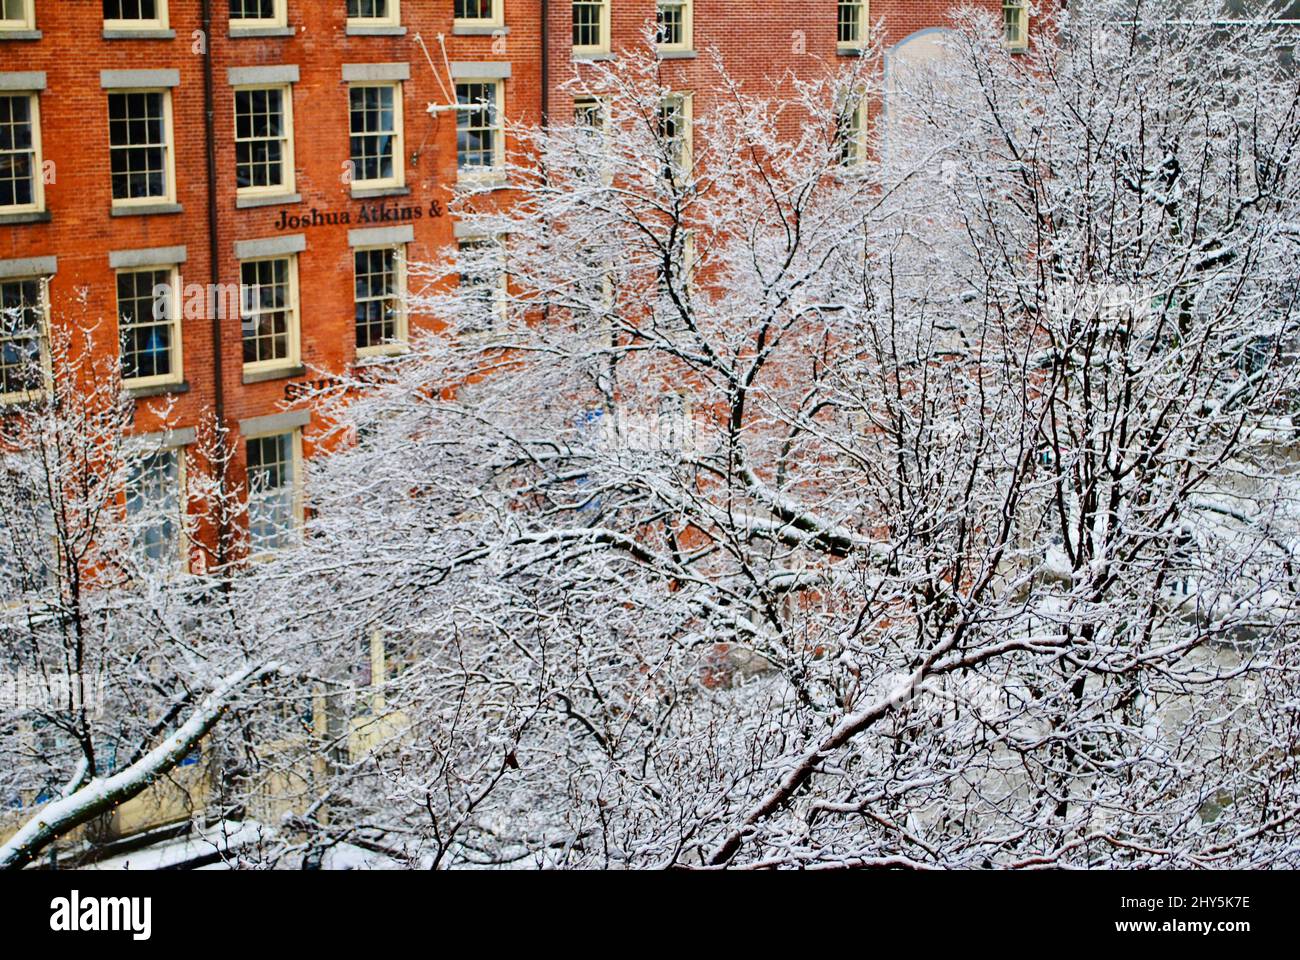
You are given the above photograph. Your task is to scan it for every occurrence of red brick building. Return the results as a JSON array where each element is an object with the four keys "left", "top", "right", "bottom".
[{"left": 0, "top": 1, "right": 1025, "bottom": 568}]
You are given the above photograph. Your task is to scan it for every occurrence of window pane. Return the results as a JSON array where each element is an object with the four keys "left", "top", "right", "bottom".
[
  {"left": 0, "top": 95, "right": 36, "bottom": 209},
  {"left": 230, "top": 0, "right": 276, "bottom": 19},
  {"left": 354, "top": 247, "right": 402, "bottom": 349},
  {"left": 108, "top": 91, "right": 168, "bottom": 201},
  {"left": 349, "top": 85, "right": 396, "bottom": 183},
  {"left": 454, "top": 0, "right": 493, "bottom": 20},
  {"left": 0, "top": 278, "right": 43, "bottom": 396},
  {"left": 347, "top": 0, "right": 389, "bottom": 18},
  {"left": 235, "top": 87, "right": 286, "bottom": 190},
  {"left": 126, "top": 449, "right": 180, "bottom": 565},
  {"left": 117, "top": 268, "right": 174, "bottom": 381},
  {"left": 656, "top": 1, "right": 686, "bottom": 46},
  {"left": 456, "top": 82, "right": 499, "bottom": 170},
  {"left": 0, "top": 0, "right": 30, "bottom": 23},
  {"left": 246, "top": 432, "right": 296, "bottom": 551},
  {"left": 104, "top": 1, "right": 160, "bottom": 20},
  {"left": 1003, "top": 1, "right": 1026, "bottom": 46},
  {"left": 240, "top": 258, "right": 293, "bottom": 365},
  {"left": 838, "top": 2, "right": 863, "bottom": 45},
  {"left": 657, "top": 96, "right": 687, "bottom": 177},
  {"left": 458, "top": 239, "right": 504, "bottom": 332},
  {"left": 573, "top": 2, "right": 604, "bottom": 48}
]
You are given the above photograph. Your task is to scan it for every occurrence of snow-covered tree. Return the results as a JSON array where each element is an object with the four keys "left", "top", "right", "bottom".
[
  {"left": 0, "top": 321, "right": 287, "bottom": 870},
  {"left": 255, "top": 3, "right": 1300, "bottom": 869},
  {"left": 8, "top": 1, "right": 1299, "bottom": 870}
]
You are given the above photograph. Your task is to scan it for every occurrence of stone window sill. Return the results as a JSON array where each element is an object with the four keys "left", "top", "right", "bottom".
[
  {"left": 351, "top": 185, "right": 410, "bottom": 200},
  {"left": 230, "top": 26, "right": 295, "bottom": 39},
  {"left": 243, "top": 364, "right": 305, "bottom": 385},
  {"left": 347, "top": 24, "right": 407, "bottom": 36},
  {"left": 452, "top": 23, "right": 505, "bottom": 36},
  {"left": 0, "top": 210, "right": 50, "bottom": 226},
  {"left": 111, "top": 203, "right": 183, "bottom": 218},
  {"left": 104, "top": 29, "right": 176, "bottom": 40},
  {"left": 127, "top": 380, "right": 189, "bottom": 399},
  {"left": 236, "top": 192, "right": 302, "bottom": 210}
]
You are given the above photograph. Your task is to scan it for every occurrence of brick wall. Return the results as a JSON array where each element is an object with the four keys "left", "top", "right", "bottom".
[{"left": 0, "top": 0, "right": 1015, "bottom": 555}]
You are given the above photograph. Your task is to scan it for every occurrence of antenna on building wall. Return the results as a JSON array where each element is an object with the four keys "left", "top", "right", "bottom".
[
  {"left": 410, "top": 33, "right": 460, "bottom": 173},
  {"left": 413, "top": 32, "right": 459, "bottom": 115}
]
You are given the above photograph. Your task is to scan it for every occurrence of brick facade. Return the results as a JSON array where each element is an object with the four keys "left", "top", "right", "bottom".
[{"left": 0, "top": 1, "right": 1014, "bottom": 559}]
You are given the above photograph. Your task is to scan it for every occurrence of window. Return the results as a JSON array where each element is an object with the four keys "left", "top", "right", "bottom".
[
  {"left": 456, "top": 80, "right": 503, "bottom": 175},
  {"left": 837, "top": 1, "right": 866, "bottom": 50},
  {"left": 235, "top": 86, "right": 295, "bottom": 197},
  {"left": 457, "top": 237, "right": 506, "bottom": 333},
  {"left": 354, "top": 630, "right": 411, "bottom": 715},
  {"left": 574, "top": 96, "right": 603, "bottom": 130},
  {"left": 117, "top": 267, "right": 182, "bottom": 387},
  {"left": 125, "top": 447, "right": 184, "bottom": 568},
  {"left": 229, "top": 0, "right": 284, "bottom": 26},
  {"left": 1003, "top": 1, "right": 1028, "bottom": 50},
  {"left": 572, "top": 246, "right": 613, "bottom": 328},
  {"left": 346, "top": 0, "right": 398, "bottom": 25},
  {"left": 0, "top": 94, "right": 41, "bottom": 213},
  {"left": 454, "top": 0, "right": 500, "bottom": 26},
  {"left": 836, "top": 94, "right": 866, "bottom": 169},
  {"left": 103, "top": 0, "right": 168, "bottom": 29},
  {"left": 107, "top": 90, "right": 174, "bottom": 207},
  {"left": 0, "top": 277, "right": 46, "bottom": 402},
  {"left": 239, "top": 256, "right": 299, "bottom": 371},
  {"left": 0, "top": 0, "right": 34, "bottom": 32},
  {"left": 657, "top": 93, "right": 692, "bottom": 181},
  {"left": 574, "top": 97, "right": 612, "bottom": 182},
  {"left": 573, "top": 1, "right": 608, "bottom": 55},
  {"left": 354, "top": 245, "right": 406, "bottom": 354},
  {"left": 349, "top": 83, "right": 404, "bottom": 188},
  {"left": 655, "top": 1, "right": 692, "bottom": 52},
  {"left": 246, "top": 431, "right": 300, "bottom": 553},
  {"left": 0, "top": 455, "right": 54, "bottom": 603}
]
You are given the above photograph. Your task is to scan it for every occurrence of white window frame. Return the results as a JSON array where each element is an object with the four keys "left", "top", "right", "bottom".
[
  {"left": 353, "top": 244, "right": 408, "bottom": 357},
  {"left": 124, "top": 442, "right": 189, "bottom": 574},
  {"left": 455, "top": 79, "right": 505, "bottom": 180},
  {"left": 229, "top": 0, "right": 286, "bottom": 28},
  {"left": 457, "top": 235, "right": 508, "bottom": 335},
  {"left": 572, "top": 1, "right": 609, "bottom": 56},
  {"left": 0, "top": 452, "right": 57, "bottom": 609},
  {"left": 655, "top": 0, "right": 693, "bottom": 54},
  {"left": 453, "top": 0, "right": 501, "bottom": 29},
  {"left": 238, "top": 254, "right": 301, "bottom": 375},
  {"left": 837, "top": 1, "right": 868, "bottom": 52},
  {"left": 0, "top": 274, "right": 49, "bottom": 405},
  {"left": 573, "top": 95, "right": 603, "bottom": 130},
  {"left": 346, "top": 0, "right": 400, "bottom": 28},
  {"left": 837, "top": 91, "right": 868, "bottom": 171},
  {"left": 348, "top": 81, "right": 405, "bottom": 191},
  {"left": 244, "top": 427, "right": 303, "bottom": 557},
  {"left": 116, "top": 263, "right": 184, "bottom": 389},
  {"left": 0, "top": 90, "right": 43, "bottom": 215},
  {"left": 0, "top": 0, "right": 35, "bottom": 33},
  {"left": 107, "top": 88, "right": 177, "bottom": 210},
  {"left": 658, "top": 91, "right": 693, "bottom": 183},
  {"left": 234, "top": 83, "right": 297, "bottom": 200},
  {"left": 572, "top": 244, "right": 614, "bottom": 333},
  {"left": 573, "top": 95, "right": 615, "bottom": 185},
  {"left": 103, "top": 0, "right": 170, "bottom": 31},
  {"left": 1003, "top": 0, "right": 1029, "bottom": 51}
]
